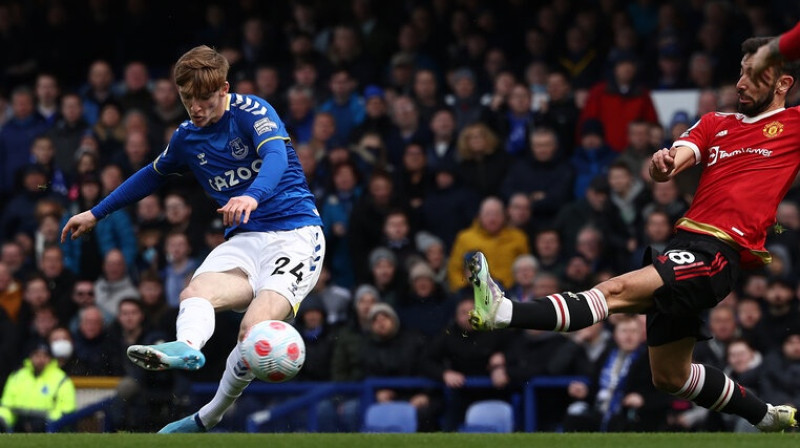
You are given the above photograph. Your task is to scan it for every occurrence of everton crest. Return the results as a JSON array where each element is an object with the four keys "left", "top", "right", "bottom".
[{"left": 228, "top": 137, "right": 249, "bottom": 160}]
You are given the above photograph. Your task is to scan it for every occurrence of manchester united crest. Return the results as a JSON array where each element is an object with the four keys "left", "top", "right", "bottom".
[{"left": 763, "top": 121, "right": 784, "bottom": 138}]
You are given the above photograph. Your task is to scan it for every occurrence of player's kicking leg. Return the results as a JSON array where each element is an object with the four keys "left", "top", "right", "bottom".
[{"left": 160, "top": 290, "right": 294, "bottom": 433}]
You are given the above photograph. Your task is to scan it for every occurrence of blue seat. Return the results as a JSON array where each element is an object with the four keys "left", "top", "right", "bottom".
[
  {"left": 459, "top": 400, "right": 514, "bottom": 433},
  {"left": 361, "top": 402, "right": 417, "bottom": 433}
]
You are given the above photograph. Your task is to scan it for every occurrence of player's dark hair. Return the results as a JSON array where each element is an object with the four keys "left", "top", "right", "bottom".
[{"left": 742, "top": 37, "right": 800, "bottom": 90}]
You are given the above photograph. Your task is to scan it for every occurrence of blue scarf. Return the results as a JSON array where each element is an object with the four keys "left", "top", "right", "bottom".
[{"left": 596, "top": 346, "right": 642, "bottom": 431}]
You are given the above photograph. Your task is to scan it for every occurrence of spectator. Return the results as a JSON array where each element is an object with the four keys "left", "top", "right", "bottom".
[
  {"left": 116, "top": 61, "right": 153, "bottom": 113},
  {"left": 161, "top": 232, "right": 198, "bottom": 308},
  {"left": 294, "top": 296, "right": 336, "bottom": 382},
  {"left": 444, "top": 68, "right": 484, "bottom": 133},
  {"left": 556, "top": 26, "right": 603, "bottom": 90},
  {"left": 538, "top": 71, "right": 579, "bottom": 157},
  {"left": 149, "top": 78, "right": 187, "bottom": 139},
  {"left": 34, "top": 73, "right": 60, "bottom": 125},
  {"left": 94, "top": 249, "right": 140, "bottom": 319},
  {"left": 631, "top": 210, "right": 673, "bottom": 271},
  {"left": 321, "top": 161, "right": 362, "bottom": 289},
  {"left": 67, "top": 280, "right": 112, "bottom": 334},
  {"left": 455, "top": 123, "right": 509, "bottom": 199},
  {"left": 396, "top": 262, "right": 453, "bottom": 338},
  {"left": 28, "top": 136, "right": 68, "bottom": 198},
  {"left": 348, "top": 171, "right": 400, "bottom": 284},
  {"left": 507, "top": 254, "right": 540, "bottom": 303},
  {"left": 114, "top": 130, "right": 154, "bottom": 177},
  {"left": 163, "top": 192, "right": 206, "bottom": 257},
  {"left": 570, "top": 120, "right": 619, "bottom": 200},
  {"left": 46, "top": 93, "right": 89, "bottom": 176},
  {"left": 415, "top": 231, "right": 448, "bottom": 290},
  {"left": 420, "top": 161, "right": 479, "bottom": 251},
  {"left": 253, "top": 65, "right": 286, "bottom": 116},
  {"left": 385, "top": 96, "right": 431, "bottom": 167},
  {"left": 71, "top": 305, "right": 118, "bottom": 376},
  {"left": 425, "top": 108, "right": 458, "bottom": 170},
  {"left": 489, "top": 83, "right": 536, "bottom": 158},
  {"left": 607, "top": 160, "right": 649, "bottom": 245},
  {"left": 447, "top": 197, "right": 529, "bottom": 292},
  {"left": 752, "top": 276, "right": 800, "bottom": 354},
  {"left": 38, "top": 245, "right": 75, "bottom": 325},
  {"left": 137, "top": 272, "right": 172, "bottom": 337},
  {"left": 578, "top": 54, "right": 658, "bottom": 152},
  {"left": 0, "top": 343, "right": 75, "bottom": 433},
  {"left": 506, "top": 192, "right": 533, "bottom": 240},
  {"left": 285, "top": 85, "right": 316, "bottom": 145},
  {"left": 307, "top": 112, "right": 338, "bottom": 161},
  {"left": 394, "top": 142, "right": 434, "bottom": 216},
  {"left": 2, "top": 166, "right": 63, "bottom": 243},
  {"left": 641, "top": 178, "right": 689, "bottom": 226},
  {"left": 367, "top": 247, "right": 405, "bottom": 308},
  {"left": 325, "top": 25, "right": 376, "bottom": 88},
  {"left": 318, "top": 69, "right": 365, "bottom": 144},
  {"left": 350, "top": 85, "right": 392, "bottom": 143},
  {"left": 423, "top": 297, "right": 510, "bottom": 430},
  {"left": 528, "top": 226, "right": 564, "bottom": 274},
  {"left": 80, "top": 60, "right": 115, "bottom": 126},
  {"left": 501, "top": 127, "right": 574, "bottom": 229},
  {"left": 618, "top": 120, "right": 657, "bottom": 175},
  {"left": 47, "top": 327, "right": 84, "bottom": 376},
  {"left": 506, "top": 326, "right": 590, "bottom": 432},
  {"left": 1, "top": 241, "right": 31, "bottom": 282},
  {"left": 564, "top": 315, "right": 669, "bottom": 432},
  {"left": 412, "top": 69, "right": 444, "bottom": 126},
  {"left": 0, "top": 87, "right": 50, "bottom": 196},
  {"left": 760, "top": 328, "right": 800, "bottom": 410},
  {"left": 694, "top": 306, "right": 740, "bottom": 371}
]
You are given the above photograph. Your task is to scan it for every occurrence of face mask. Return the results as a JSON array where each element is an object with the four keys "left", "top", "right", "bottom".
[{"left": 51, "top": 340, "right": 73, "bottom": 358}]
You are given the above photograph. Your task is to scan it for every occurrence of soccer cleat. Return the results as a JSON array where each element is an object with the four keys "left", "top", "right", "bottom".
[
  {"left": 467, "top": 251, "right": 504, "bottom": 331},
  {"left": 757, "top": 404, "right": 797, "bottom": 432},
  {"left": 158, "top": 413, "right": 207, "bottom": 433},
  {"left": 127, "top": 341, "right": 206, "bottom": 371}
]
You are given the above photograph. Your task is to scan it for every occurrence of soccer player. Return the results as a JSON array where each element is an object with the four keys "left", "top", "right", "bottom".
[
  {"left": 468, "top": 36, "right": 800, "bottom": 432},
  {"left": 61, "top": 46, "right": 325, "bottom": 433}
]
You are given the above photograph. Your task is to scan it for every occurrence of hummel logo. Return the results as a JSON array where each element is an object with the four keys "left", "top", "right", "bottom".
[
  {"left": 715, "top": 130, "right": 728, "bottom": 138},
  {"left": 197, "top": 153, "right": 208, "bottom": 165}
]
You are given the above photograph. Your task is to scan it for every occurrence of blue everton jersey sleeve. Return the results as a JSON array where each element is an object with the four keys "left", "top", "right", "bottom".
[{"left": 180, "top": 93, "right": 321, "bottom": 236}]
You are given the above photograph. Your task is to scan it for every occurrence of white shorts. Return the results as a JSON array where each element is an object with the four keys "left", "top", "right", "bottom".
[{"left": 192, "top": 226, "right": 325, "bottom": 315}]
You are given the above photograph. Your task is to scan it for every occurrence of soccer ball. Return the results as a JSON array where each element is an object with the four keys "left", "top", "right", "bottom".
[{"left": 240, "top": 320, "right": 305, "bottom": 382}]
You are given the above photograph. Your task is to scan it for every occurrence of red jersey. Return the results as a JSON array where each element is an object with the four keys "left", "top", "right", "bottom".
[{"left": 672, "top": 107, "right": 800, "bottom": 267}]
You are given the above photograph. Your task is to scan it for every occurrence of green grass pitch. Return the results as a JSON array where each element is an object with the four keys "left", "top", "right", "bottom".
[{"left": 1, "top": 433, "right": 798, "bottom": 448}]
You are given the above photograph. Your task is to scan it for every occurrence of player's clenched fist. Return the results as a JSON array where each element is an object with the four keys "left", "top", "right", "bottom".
[
  {"left": 60, "top": 210, "right": 98, "bottom": 242},
  {"left": 217, "top": 195, "right": 258, "bottom": 226},
  {"left": 649, "top": 147, "right": 676, "bottom": 183}
]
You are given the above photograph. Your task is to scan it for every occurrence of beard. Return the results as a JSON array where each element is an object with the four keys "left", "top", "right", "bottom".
[{"left": 737, "top": 87, "right": 775, "bottom": 117}]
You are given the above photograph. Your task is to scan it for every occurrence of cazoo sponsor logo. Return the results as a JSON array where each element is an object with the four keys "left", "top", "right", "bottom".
[{"left": 208, "top": 159, "right": 262, "bottom": 191}]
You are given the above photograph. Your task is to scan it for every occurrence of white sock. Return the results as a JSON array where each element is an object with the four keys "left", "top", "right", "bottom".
[
  {"left": 197, "top": 342, "right": 255, "bottom": 428},
  {"left": 176, "top": 297, "right": 215, "bottom": 350},
  {"left": 756, "top": 404, "right": 775, "bottom": 429},
  {"left": 494, "top": 298, "right": 513, "bottom": 327}
]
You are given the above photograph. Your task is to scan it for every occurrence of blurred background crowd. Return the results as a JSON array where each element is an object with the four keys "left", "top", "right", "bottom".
[{"left": 2, "top": 0, "right": 800, "bottom": 434}]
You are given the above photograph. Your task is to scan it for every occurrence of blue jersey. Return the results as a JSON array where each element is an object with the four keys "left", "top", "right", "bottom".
[{"left": 153, "top": 93, "right": 322, "bottom": 236}]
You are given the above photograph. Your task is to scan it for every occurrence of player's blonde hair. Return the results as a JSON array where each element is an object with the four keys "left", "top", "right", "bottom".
[{"left": 173, "top": 45, "right": 229, "bottom": 98}]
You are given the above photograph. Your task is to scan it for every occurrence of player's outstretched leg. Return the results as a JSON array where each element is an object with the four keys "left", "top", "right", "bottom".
[
  {"left": 467, "top": 251, "right": 609, "bottom": 332},
  {"left": 128, "top": 297, "right": 215, "bottom": 371},
  {"left": 159, "top": 342, "right": 255, "bottom": 433}
]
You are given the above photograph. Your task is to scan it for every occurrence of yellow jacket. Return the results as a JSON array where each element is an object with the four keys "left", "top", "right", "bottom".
[
  {"left": 447, "top": 221, "right": 530, "bottom": 291},
  {"left": 0, "top": 358, "right": 76, "bottom": 428}
]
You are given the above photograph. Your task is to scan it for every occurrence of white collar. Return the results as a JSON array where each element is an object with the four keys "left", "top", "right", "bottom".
[{"left": 741, "top": 107, "right": 785, "bottom": 124}]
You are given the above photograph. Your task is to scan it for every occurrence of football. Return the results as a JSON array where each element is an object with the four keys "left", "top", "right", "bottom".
[{"left": 240, "top": 320, "right": 305, "bottom": 383}]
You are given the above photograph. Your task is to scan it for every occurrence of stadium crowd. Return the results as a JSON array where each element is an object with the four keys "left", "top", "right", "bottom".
[{"left": 1, "top": 0, "right": 800, "bottom": 433}]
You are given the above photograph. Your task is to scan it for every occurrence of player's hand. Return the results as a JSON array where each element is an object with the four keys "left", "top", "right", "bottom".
[
  {"left": 60, "top": 210, "right": 98, "bottom": 243},
  {"left": 623, "top": 392, "right": 644, "bottom": 409},
  {"left": 750, "top": 38, "right": 781, "bottom": 88},
  {"left": 568, "top": 381, "right": 588, "bottom": 399},
  {"left": 649, "top": 148, "right": 676, "bottom": 182},
  {"left": 217, "top": 195, "right": 258, "bottom": 226},
  {"left": 443, "top": 370, "right": 465, "bottom": 388}
]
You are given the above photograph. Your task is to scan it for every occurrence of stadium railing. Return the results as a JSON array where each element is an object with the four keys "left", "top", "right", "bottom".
[{"left": 45, "top": 374, "right": 588, "bottom": 432}]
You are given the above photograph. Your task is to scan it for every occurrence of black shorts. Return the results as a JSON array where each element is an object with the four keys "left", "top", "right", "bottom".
[{"left": 644, "top": 230, "right": 741, "bottom": 347}]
